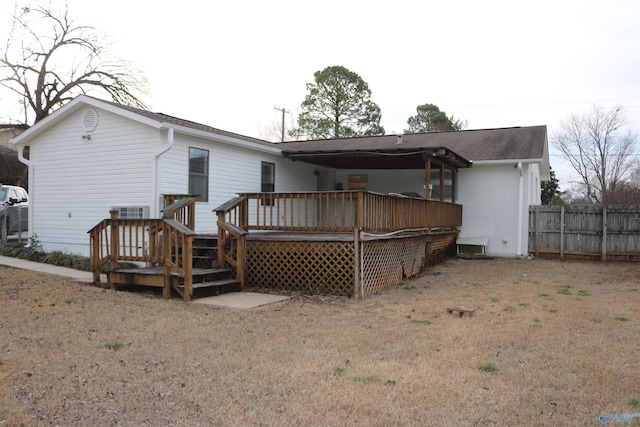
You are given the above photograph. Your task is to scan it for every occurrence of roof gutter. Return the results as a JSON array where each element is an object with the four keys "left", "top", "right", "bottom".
[{"left": 167, "top": 123, "right": 281, "bottom": 155}]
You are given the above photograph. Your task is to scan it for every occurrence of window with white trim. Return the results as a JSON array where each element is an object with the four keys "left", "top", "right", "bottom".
[
  {"left": 189, "top": 147, "right": 209, "bottom": 202},
  {"left": 114, "top": 206, "right": 149, "bottom": 219},
  {"left": 261, "top": 161, "right": 275, "bottom": 192}
]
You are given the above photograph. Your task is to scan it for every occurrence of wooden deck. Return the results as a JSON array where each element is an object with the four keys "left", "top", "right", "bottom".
[{"left": 90, "top": 192, "right": 463, "bottom": 300}]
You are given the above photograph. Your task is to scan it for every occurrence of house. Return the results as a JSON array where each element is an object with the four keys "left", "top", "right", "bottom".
[{"left": 11, "top": 95, "right": 548, "bottom": 298}]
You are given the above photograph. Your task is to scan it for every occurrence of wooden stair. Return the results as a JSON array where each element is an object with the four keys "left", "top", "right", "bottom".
[
  {"left": 108, "top": 233, "right": 241, "bottom": 299},
  {"left": 182, "top": 267, "right": 242, "bottom": 297}
]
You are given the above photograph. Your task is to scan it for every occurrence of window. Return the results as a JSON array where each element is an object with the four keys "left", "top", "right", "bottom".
[
  {"left": 189, "top": 147, "right": 209, "bottom": 202},
  {"left": 114, "top": 206, "right": 149, "bottom": 219},
  {"left": 261, "top": 162, "right": 275, "bottom": 192}
]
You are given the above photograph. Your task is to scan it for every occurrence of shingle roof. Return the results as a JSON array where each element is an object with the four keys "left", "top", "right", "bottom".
[
  {"left": 87, "top": 97, "right": 277, "bottom": 149},
  {"left": 280, "top": 126, "right": 547, "bottom": 162}
]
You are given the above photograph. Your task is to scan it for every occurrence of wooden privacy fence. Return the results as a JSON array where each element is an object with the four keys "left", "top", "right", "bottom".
[{"left": 529, "top": 205, "right": 640, "bottom": 261}]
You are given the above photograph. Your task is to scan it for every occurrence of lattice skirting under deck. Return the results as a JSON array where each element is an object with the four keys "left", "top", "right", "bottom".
[
  {"left": 246, "top": 240, "right": 355, "bottom": 296},
  {"left": 246, "top": 232, "right": 456, "bottom": 298}
]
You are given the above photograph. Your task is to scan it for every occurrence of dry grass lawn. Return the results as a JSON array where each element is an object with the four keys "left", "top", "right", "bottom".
[{"left": 1, "top": 257, "right": 639, "bottom": 426}]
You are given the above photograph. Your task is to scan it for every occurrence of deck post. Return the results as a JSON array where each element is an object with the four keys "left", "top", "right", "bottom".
[
  {"left": 237, "top": 234, "right": 246, "bottom": 289},
  {"left": 108, "top": 210, "right": 119, "bottom": 287},
  {"left": 217, "top": 212, "right": 225, "bottom": 268},
  {"left": 162, "top": 222, "right": 171, "bottom": 299}
]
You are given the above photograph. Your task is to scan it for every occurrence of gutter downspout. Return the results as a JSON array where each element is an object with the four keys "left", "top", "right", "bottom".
[
  {"left": 15, "top": 142, "right": 33, "bottom": 239},
  {"left": 152, "top": 127, "right": 174, "bottom": 216},
  {"left": 516, "top": 162, "right": 524, "bottom": 256}
]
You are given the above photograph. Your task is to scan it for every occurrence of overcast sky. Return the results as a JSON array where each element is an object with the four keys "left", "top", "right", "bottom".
[{"left": 1, "top": 0, "right": 639, "bottom": 190}]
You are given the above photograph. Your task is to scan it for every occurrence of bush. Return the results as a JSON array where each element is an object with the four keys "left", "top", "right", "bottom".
[{"left": 0, "top": 239, "right": 137, "bottom": 272}]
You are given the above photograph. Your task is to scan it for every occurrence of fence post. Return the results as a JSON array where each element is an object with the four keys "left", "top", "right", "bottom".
[
  {"left": 353, "top": 228, "right": 360, "bottom": 299},
  {"left": 602, "top": 205, "right": 607, "bottom": 262},
  {"left": 560, "top": 205, "right": 565, "bottom": 260},
  {"left": 534, "top": 206, "right": 539, "bottom": 258}
]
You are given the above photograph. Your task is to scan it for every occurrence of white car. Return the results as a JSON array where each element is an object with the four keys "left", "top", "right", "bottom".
[{"left": 0, "top": 184, "right": 29, "bottom": 235}]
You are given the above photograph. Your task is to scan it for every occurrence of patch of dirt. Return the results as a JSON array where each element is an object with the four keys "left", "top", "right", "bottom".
[{"left": 1, "top": 258, "right": 639, "bottom": 426}]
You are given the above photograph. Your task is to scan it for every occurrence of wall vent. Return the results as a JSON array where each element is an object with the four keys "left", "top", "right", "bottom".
[{"left": 82, "top": 108, "right": 98, "bottom": 132}]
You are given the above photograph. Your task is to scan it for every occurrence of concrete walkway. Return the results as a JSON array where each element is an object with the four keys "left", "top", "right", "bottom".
[{"left": 0, "top": 255, "right": 289, "bottom": 309}]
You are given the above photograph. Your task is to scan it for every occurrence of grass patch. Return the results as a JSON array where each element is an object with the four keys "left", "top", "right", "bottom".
[
  {"left": 548, "top": 308, "right": 558, "bottom": 313},
  {"left": 503, "top": 306, "right": 515, "bottom": 313},
  {"left": 0, "top": 358, "right": 4, "bottom": 366},
  {"left": 615, "top": 317, "right": 631, "bottom": 322},
  {"left": 352, "top": 375, "right": 378, "bottom": 384},
  {"left": 558, "top": 287, "right": 571, "bottom": 295},
  {"left": 403, "top": 285, "right": 417, "bottom": 290},
  {"left": 104, "top": 342, "right": 124, "bottom": 351},
  {"left": 410, "top": 319, "right": 432, "bottom": 325},
  {"left": 578, "top": 290, "right": 591, "bottom": 297},
  {"left": 537, "top": 293, "right": 549, "bottom": 297},
  {"left": 64, "top": 298, "right": 73, "bottom": 304},
  {"left": 489, "top": 297, "right": 499, "bottom": 303},
  {"left": 431, "top": 271, "right": 442, "bottom": 276},
  {"left": 333, "top": 367, "right": 345, "bottom": 377},
  {"left": 384, "top": 380, "right": 397, "bottom": 386},
  {"left": 478, "top": 363, "right": 497, "bottom": 373},
  {"left": 518, "top": 303, "right": 530, "bottom": 307},
  {"left": 629, "top": 398, "right": 640, "bottom": 408}
]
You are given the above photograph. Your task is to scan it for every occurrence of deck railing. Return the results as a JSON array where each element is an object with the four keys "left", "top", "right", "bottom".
[
  {"left": 232, "top": 191, "right": 462, "bottom": 232},
  {"left": 162, "top": 195, "right": 197, "bottom": 230},
  {"left": 215, "top": 196, "right": 248, "bottom": 288},
  {"left": 89, "top": 196, "right": 198, "bottom": 299}
]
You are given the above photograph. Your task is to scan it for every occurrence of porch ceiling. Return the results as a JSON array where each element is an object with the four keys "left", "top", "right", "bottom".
[{"left": 283, "top": 147, "right": 472, "bottom": 170}]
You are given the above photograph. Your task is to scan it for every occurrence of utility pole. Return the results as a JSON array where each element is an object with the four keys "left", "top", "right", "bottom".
[{"left": 274, "top": 106, "right": 289, "bottom": 142}]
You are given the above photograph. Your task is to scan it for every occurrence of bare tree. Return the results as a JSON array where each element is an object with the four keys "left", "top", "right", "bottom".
[
  {"left": 0, "top": 2, "right": 148, "bottom": 124},
  {"left": 552, "top": 105, "right": 638, "bottom": 204},
  {"left": 256, "top": 109, "right": 301, "bottom": 143}
]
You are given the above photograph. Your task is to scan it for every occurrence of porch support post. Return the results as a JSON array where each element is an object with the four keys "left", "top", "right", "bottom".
[
  {"left": 451, "top": 169, "right": 457, "bottom": 203},
  {"left": 425, "top": 158, "right": 431, "bottom": 199},
  {"left": 439, "top": 164, "right": 445, "bottom": 202}
]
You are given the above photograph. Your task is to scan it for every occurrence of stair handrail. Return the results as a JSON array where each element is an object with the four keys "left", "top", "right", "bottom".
[
  {"left": 214, "top": 196, "right": 248, "bottom": 289},
  {"left": 161, "top": 195, "right": 198, "bottom": 230},
  {"left": 161, "top": 219, "right": 195, "bottom": 299},
  {"left": 88, "top": 218, "right": 111, "bottom": 284}
]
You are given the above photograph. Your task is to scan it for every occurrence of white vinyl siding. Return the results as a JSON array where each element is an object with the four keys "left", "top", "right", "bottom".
[
  {"left": 457, "top": 163, "right": 538, "bottom": 257},
  {"left": 28, "top": 107, "right": 158, "bottom": 255},
  {"left": 157, "top": 133, "right": 319, "bottom": 235}
]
